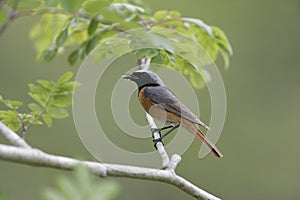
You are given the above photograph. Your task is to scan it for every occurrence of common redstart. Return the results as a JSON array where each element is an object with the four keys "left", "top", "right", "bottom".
[{"left": 123, "top": 70, "right": 223, "bottom": 158}]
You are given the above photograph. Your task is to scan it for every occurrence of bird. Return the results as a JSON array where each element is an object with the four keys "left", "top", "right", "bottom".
[{"left": 122, "top": 69, "right": 223, "bottom": 158}]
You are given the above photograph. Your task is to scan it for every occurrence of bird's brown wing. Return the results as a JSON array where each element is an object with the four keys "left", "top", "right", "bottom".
[{"left": 143, "top": 85, "right": 209, "bottom": 129}]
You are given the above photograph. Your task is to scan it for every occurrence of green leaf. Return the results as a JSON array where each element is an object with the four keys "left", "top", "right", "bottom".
[
  {"left": 56, "top": 176, "right": 80, "bottom": 199},
  {"left": 220, "top": 48, "right": 230, "bottom": 70},
  {"left": 153, "top": 10, "right": 168, "bottom": 20},
  {"left": 118, "top": 3, "right": 145, "bottom": 13},
  {"left": 150, "top": 32, "right": 174, "bottom": 53},
  {"left": 37, "top": 80, "right": 55, "bottom": 91},
  {"left": 56, "top": 28, "right": 68, "bottom": 47},
  {"left": 164, "top": 51, "right": 176, "bottom": 65},
  {"left": 82, "top": 0, "right": 110, "bottom": 15},
  {"left": 28, "top": 103, "right": 44, "bottom": 114},
  {"left": 169, "top": 10, "right": 181, "bottom": 18},
  {"left": 7, "top": 121, "right": 22, "bottom": 132},
  {"left": 85, "top": 34, "right": 99, "bottom": 54},
  {"left": 10, "top": 101, "right": 23, "bottom": 109},
  {"left": 43, "top": 47, "right": 58, "bottom": 62},
  {"left": 88, "top": 18, "right": 99, "bottom": 36},
  {"left": 58, "top": 71, "right": 73, "bottom": 84},
  {"left": 60, "top": 0, "right": 83, "bottom": 13},
  {"left": 195, "top": 31, "right": 219, "bottom": 62},
  {"left": 30, "top": 14, "right": 69, "bottom": 61},
  {"left": 190, "top": 71, "right": 206, "bottom": 89},
  {"left": 151, "top": 51, "right": 165, "bottom": 64},
  {"left": 181, "top": 17, "right": 214, "bottom": 37},
  {"left": 44, "top": 0, "right": 59, "bottom": 7},
  {"left": 0, "top": 110, "right": 11, "bottom": 118},
  {"left": 47, "top": 106, "right": 69, "bottom": 119},
  {"left": 211, "top": 26, "right": 232, "bottom": 68},
  {"left": 22, "top": 113, "right": 37, "bottom": 121},
  {"left": 99, "top": 3, "right": 144, "bottom": 23},
  {"left": 133, "top": 48, "right": 159, "bottom": 59},
  {"left": 0, "top": 95, "right": 3, "bottom": 103},
  {"left": 41, "top": 165, "right": 120, "bottom": 200},
  {"left": 51, "top": 95, "right": 72, "bottom": 107},
  {"left": 28, "top": 93, "right": 46, "bottom": 107},
  {"left": 0, "top": 110, "right": 21, "bottom": 131},
  {"left": 30, "top": 119, "right": 44, "bottom": 125},
  {"left": 57, "top": 82, "right": 76, "bottom": 93},
  {"left": 28, "top": 84, "right": 50, "bottom": 95},
  {"left": 68, "top": 49, "right": 79, "bottom": 65},
  {"left": 130, "top": 32, "right": 174, "bottom": 53},
  {"left": 79, "top": 45, "right": 87, "bottom": 59},
  {"left": 2, "top": 99, "right": 22, "bottom": 109},
  {"left": 212, "top": 26, "right": 233, "bottom": 55},
  {"left": 42, "top": 113, "right": 53, "bottom": 127}
]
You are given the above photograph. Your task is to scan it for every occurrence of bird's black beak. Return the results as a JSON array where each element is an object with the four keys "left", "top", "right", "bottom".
[{"left": 122, "top": 72, "right": 135, "bottom": 80}]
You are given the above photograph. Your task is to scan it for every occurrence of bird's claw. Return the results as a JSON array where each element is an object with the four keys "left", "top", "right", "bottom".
[
  {"left": 152, "top": 138, "right": 164, "bottom": 149},
  {"left": 151, "top": 128, "right": 161, "bottom": 133}
]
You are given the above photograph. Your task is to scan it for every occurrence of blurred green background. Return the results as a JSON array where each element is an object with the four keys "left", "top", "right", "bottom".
[{"left": 1, "top": 0, "right": 300, "bottom": 199}]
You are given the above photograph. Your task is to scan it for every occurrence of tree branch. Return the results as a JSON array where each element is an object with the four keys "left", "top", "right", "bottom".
[
  {"left": 0, "top": 144, "right": 220, "bottom": 200},
  {"left": 0, "top": 61, "right": 221, "bottom": 200},
  {"left": 0, "top": 94, "right": 221, "bottom": 200},
  {"left": 0, "top": 122, "right": 31, "bottom": 148}
]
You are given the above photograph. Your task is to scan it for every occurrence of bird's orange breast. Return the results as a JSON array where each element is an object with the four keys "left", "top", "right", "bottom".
[
  {"left": 138, "top": 87, "right": 155, "bottom": 113},
  {"left": 138, "top": 87, "right": 181, "bottom": 123}
]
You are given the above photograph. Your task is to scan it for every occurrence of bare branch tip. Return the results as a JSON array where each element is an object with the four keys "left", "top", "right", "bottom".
[{"left": 167, "top": 154, "right": 181, "bottom": 171}]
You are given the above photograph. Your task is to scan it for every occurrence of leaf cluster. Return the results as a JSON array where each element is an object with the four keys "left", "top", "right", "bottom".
[
  {"left": 1, "top": 0, "right": 232, "bottom": 88},
  {"left": 41, "top": 165, "right": 120, "bottom": 200},
  {"left": 0, "top": 72, "right": 77, "bottom": 134}
]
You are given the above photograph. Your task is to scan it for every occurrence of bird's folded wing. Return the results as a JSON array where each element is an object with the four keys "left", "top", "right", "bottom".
[{"left": 144, "top": 85, "right": 209, "bottom": 129}]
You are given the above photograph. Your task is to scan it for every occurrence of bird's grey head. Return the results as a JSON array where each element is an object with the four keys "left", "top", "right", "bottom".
[{"left": 122, "top": 70, "right": 164, "bottom": 87}]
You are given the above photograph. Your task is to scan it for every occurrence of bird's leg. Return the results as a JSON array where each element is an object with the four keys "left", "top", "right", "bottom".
[
  {"left": 150, "top": 125, "right": 174, "bottom": 133},
  {"left": 160, "top": 124, "right": 180, "bottom": 140},
  {"left": 151, "top": 128, "right": 165, "bottom": 148},
  {"left": 151, "top": 124, "right": 180, "bottom": 149}
]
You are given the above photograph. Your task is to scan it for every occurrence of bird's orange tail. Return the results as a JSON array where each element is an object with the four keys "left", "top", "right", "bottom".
[
  {"left": 182, "top": 119, "right": 223, "bottom": 157},
  {"left": 195, "top": 128, "right": 223, "bottom": 158}
]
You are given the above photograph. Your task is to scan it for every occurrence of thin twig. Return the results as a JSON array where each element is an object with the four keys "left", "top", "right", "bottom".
[
  {"left": 136, "top": 13, "right": 151, "bottom": 31},
  {"left": 0, "top": 5, "right": 17, "bottom": 36},
  {"left": 0, "top": 144, "right": 221, "bottom": 200},
  {"left": 0, "top": 6, "right": 121, "bottom": 36},
  {"left": 137, "top": 58, "right": 151, "bottom": 70}
]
